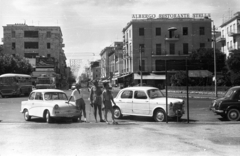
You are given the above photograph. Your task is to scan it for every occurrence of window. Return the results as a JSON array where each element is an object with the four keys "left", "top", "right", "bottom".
[
  {"left": 156, "top": 27, "right": 161, "bottom": 36},
  {"left": 29, "top": 92, "right": 36, "bottom": 100},
  {"left": 199, "top": 27, "right": 205, "bottom": 35},
  {"left": 134, "top": 91, "right": 147, "bottom": 99},
  {"left": 139, "top": 44, "right": 145, "bottom": 53},
  {"left": 47, "top": 54, "right": 51, "bottom": 57},
  {"left": 155, "top": 60, "right": 164, "bottom": 71},
  {"left": 200, "top": 43, "right": 205, "bottom": 48},
  {"left": 24, "top": 31, "right": 39, "bottom": 38},
  {"left": 139, "top": 28, "right": 144, "bottom": 36},
  {"left": 156, "top": 44, "right": 161, "bottom": 55},
  {"left": 129, "top": 29, "right": 131, "bottom": 38},
  {"left": 24, "top": 42, "right": 39, "bottom": 49},
  {"left": 183, "top": 27, "right": 188, "bottom": 35},
  {"left": 12, "top": 42, "right": 16, "bottom": 50},
  {"left": 35, "top": 92, "right": 43, "bottom": 100},
  {"left": 121, "top": 90, "right": 133, "bottom": 99},
  {"left": 183, "top": 43, "right": 188, "bottom": 54},
  {"left": 47, "top": 31, "right": 51, "bottom": 38},
  {"left": 47, "top": 43, "right": 51, "bottom": 49},
  {"left": 12, "top": 31, "right": 16, "bottom": 38},
  {"left": 170, "top": 43, "right": 175, "bottom": 54}
]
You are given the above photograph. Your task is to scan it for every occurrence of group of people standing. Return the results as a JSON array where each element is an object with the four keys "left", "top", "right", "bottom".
[{"left": 68, "top": 80, "right": 118, "bottom": 125}]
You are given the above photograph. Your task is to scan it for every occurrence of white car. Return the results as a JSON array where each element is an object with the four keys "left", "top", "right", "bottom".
[
  {"left": 113, "top": 86, "right": 185, "bottom": 122},
  {"left": 20, "top": 89, "right": 80, "bottom": 123}
]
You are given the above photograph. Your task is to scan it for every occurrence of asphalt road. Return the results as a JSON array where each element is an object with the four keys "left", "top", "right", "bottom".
[
  {"left": 1, "top": 88, "right": 240, "bottom": 156},
  {"left": 0, "top": 88, "right": 225, "bottom": 123}
]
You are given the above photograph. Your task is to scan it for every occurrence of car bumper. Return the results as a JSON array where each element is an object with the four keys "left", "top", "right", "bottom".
[
  {"left": 210, "top": 107, "right": 224, "bottom": 114},
  {"left": 52, "top": 110, "right": 81, "bottom": 118}
]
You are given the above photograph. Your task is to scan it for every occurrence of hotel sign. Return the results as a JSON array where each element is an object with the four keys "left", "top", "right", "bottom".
[{"left": 132, "top": 13, "right": 211, "bottom": 19}]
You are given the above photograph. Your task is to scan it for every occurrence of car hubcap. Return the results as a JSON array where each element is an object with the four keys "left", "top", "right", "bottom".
[
  {"left": 25, "top": 111, "right": 29, "bottom": 119},
  {"left": 114, "top": 109, "right": 120, "bottom": 118},
  {"left": 230, "top": 111, "right": 238, "bottom": 119},
  {"left": 156, "top": 112, "right": 164, "bottom": 121}
]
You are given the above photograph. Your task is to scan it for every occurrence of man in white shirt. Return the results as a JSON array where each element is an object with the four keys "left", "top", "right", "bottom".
[{"left": 68, "top": 83, "right": 86, "bottom": 122}]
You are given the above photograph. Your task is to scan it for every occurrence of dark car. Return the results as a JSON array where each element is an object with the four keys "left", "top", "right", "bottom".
[{"left": 210, "top": 86, "right": 240, "bottom": 121}]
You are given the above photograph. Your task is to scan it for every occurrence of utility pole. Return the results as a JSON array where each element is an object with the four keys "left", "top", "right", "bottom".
[
  {"left": 139, "top": 46, "right": 143, "bottom": 86},
  {"left": 213, "top": 24, "right": 218, "bottom": 98}
]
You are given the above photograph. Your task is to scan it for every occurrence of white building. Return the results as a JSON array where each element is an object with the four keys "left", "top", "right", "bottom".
[{"left": 217, "top": 12, "right": 240, "bottom": 56}]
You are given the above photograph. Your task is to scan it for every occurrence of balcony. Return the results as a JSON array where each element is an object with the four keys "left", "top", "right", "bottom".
[
  {"left": 165, "top": 35, "right": 180, "bottom": 41},
  {"left": 216, "top": 36, "right": 226, "bottom": 44},
  {"left": 228, "top": 46, "right": 240, "bottom": 52},
  {"left": 228, "top": 30, "right": 240, "bottom": 37}
]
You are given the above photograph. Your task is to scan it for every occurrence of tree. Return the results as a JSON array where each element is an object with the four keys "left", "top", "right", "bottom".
[
  {"left": 188, "top": 48, "right": 226, "bottom": 73},
  {"left": 0, "top": 54, "right": 33, "bottom": 75},
  {"left": 226, "top": 50, "right": 240, "bottom": 85},
  {"left": 170, "top": 71, "right": 189, "bottom": 86}
]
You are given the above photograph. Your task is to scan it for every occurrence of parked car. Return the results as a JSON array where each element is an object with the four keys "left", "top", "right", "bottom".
[
  {"left": 112, "top": 86, "right": 185, "bottom": 122},
  {"left": 210, "top": 86, "right": 240, "bottom": 121},
  {"left": 20, "top": 89, "right": 80, "bottom": 123}
]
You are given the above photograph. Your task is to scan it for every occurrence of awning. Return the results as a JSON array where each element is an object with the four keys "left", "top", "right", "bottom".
[
  {"left": 168, "top": 27, "right": 177, "bottom": 31},
  {"left": 134, "top": 73, "right": 166, "bottom": 80},
  {"left": 118, "top": 73, "right": 132, "bottom": 79},
  {"left": 188, "top": 70, "right": 212, "bottom": 78}
]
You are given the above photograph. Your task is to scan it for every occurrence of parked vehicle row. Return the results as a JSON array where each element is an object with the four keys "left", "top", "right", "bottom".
[{"left": 19, "top": 86, "right": 240, "bottom": 123}]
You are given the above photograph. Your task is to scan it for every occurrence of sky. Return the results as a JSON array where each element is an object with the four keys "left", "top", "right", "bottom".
[{"left": 0, "top": 0, "right": 240, "bottom": 76}]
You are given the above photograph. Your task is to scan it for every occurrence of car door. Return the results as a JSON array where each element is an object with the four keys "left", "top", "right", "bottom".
[
  {"left": 32, "top": 92, "right": 44, "bottom": 117},
  {"left": 132, "top": 90, "right": 150, "bottom": 115},
  {"left": 115, "top": 90, "right": 133, "bottom": 114}
]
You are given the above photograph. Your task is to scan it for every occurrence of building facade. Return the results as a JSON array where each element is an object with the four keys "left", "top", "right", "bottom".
[
  {"left": 2, "top": 24, "right": 67, "bottom": 87},
  {"left": 217, "top": 12, "right": 240, "bottom": 56},
  {"left": 121, "top": 17, "right": 212, "bottom": 87}
]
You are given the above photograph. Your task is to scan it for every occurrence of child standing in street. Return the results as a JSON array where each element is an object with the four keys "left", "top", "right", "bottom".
[{"left": 102, "top": 82, "right": 118, "bottom": 125}]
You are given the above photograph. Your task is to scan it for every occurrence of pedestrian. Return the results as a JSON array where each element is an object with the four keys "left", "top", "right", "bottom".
[
  {"left": 89, "top": 80, "right": 105, "bottom": 123},
  {"left": 102, "top": 82, "right": 118, "bottom": 125},
  {"left": 68, "top": 83, "right": 87, "bottom": 122}
]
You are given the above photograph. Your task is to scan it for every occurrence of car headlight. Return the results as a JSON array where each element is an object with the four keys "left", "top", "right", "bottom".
[{"left": 54, "top": 105, "right": 60, "bottom": 110}]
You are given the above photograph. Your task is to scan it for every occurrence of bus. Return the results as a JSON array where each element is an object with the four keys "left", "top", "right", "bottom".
[{"left": 0, "top": 73, "right": 33, "bottom": 98}]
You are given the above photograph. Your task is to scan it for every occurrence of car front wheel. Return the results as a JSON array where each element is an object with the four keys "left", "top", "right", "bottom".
[
  {"left": 227, "top": 109, "right": 240, "bottom": 121},
  {"left": 24, "top": 109, "right": 31, "bottom": 121},
  {"left": 153, "top": 109, "right": 166, "bottom": 122},
  {"left": 45, "top": 110, "right": 53, "bottom": 123},
  {"left": 113, "top": 107, "right": 122, "bottom": 119}
]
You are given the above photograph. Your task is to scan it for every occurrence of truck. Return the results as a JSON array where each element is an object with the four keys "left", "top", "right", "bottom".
[{"left": 35, "top": 74, "right": 56, "bottom": 89}]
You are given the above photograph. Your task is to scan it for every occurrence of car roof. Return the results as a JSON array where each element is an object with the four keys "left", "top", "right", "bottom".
[
  {"left": 32, "top": 89, "right": 64, "bottom": 93},
  {"left": 121, "top": 86, "right": 158, "bottom": 91}
]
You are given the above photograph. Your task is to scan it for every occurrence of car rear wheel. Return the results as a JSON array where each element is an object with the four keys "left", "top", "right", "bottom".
[
  {"left": 153, "top": 109, "right": 166, "bottom": 122},
  {"left": 113, "top": 107, "right": 122, "bottom": 119},
  {"left": 72, "top": 117, "right": 79, "bottom": 122},
  {"left": 227, "top": 109, "right": 240, "bottom": 121},
  {"left": 24, "top": 109, "right": 31, "bottom": 121},
  {"left": 45, "top": 110, "right": 53, "bottom": 123}
]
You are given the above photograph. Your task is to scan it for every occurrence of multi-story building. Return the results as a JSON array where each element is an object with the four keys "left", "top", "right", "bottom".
[
  {"left": 100, "top": 46, "right": 113, "bottom": 80},
  {"left": 100, "top": 42, "right": 123, "bottom": 85},
  {"left": 217, "top": 12, "right": 240, "bottom": 56},
  {"left": 2, "top": 24, "right": 66, "bottom": 75},
  {"left": 121, "top": 16, "right": 212, "bottom": 87},
  {"left": 90, "top": 60, "right": 101, "bottom": 81}
]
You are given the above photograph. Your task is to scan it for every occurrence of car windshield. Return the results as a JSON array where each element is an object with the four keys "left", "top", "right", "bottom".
[
  {"left": 147, "top": 89, "right": 164, "bottom": 99},
  {"left": 224, "top": 88, "right": 236, "bottom": 98},
  {"left": 44, "top": 92, "right": 68, "bottom": 101}
]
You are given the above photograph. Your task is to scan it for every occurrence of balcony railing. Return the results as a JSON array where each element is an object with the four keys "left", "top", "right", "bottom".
[
  {"left": 228, "top": 46, "right": 240, "bottom": 52},
  {"left": 165, "top": 35, "right": 180, "bottom": 41},
  {"left": 228, "top": 29, "right": 240, "bottom": 37},
  {"left": 216, "top": 36, "right": 226, "bottom": 43}
]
